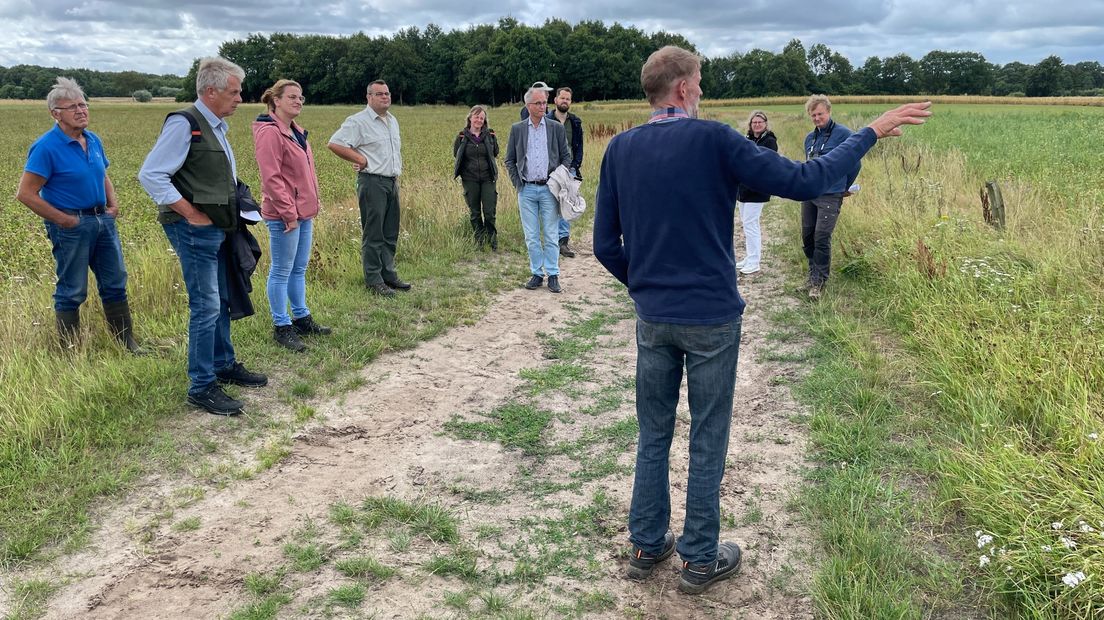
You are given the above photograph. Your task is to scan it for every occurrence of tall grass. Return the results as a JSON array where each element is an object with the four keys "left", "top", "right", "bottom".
[{"left": 789, "top": 103, "right": 1104, "bottom": 615}]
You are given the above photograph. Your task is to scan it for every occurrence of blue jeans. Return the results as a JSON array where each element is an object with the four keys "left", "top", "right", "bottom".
[
  {"left": 265, "top": 218, "right": 313, "bottom": 326},
  {"left": 163, "top": 220, "right": 236, "bottom": 396},
  {"left": 629, "top": 317, "right": 742, "bottom": 566},
  {"left": 518, "top": 183, "right": 559, "bottom": 276},
  {"left": 44, "top": 212, "right": 128, "bottom": 311}
]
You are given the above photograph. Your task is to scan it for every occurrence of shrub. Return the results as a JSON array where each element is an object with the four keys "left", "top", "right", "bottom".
[{"left": 131, "top": 89, "right": 152, "bottom": 103}]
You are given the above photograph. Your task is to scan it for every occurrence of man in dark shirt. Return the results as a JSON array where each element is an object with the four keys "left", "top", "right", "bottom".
[{"left": 594, "top": 44, "right": 931, "bottom": 594}]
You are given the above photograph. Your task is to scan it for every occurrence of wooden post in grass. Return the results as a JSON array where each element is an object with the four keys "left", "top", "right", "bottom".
[{"left": 981, "top": 180, "right": 1006, "bottom": 230}]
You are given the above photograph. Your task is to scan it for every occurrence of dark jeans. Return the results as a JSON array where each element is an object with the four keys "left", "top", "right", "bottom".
[
  {"left": 44, "top": 212, "right": 128, "bottom": 311},
  {"left": 162, "top": 221, "right": 236, "bottom": 396},
  {"left": 462, "top": 179, "right": 497, "bottom": 247},
  {"left": 356, "top": 172, "right": 400, "bottom": 286},
  {"left": 800, "top": 195, "right": 843, "bottom": 285},
  {"left": 628, "top": 317, "right": 742, "bottom": 566}
]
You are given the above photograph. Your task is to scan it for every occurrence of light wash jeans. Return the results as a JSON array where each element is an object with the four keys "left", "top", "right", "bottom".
[
  {"left": 628, "top": 317, "right": 742, "bottom": 566},
  {"left": 518, "top": 183, "right": 560, "bottom": 276},
  {"left": 265, "top": 218, "right": 314, "bottom": 327},
  {"left": 738, "top": 201, "right": 764, "bottom": 270}
]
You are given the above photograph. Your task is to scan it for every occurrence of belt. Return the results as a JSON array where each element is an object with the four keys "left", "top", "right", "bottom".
[
  {"left": 525, "top": 179, "right": 548, "bottom": 186},
  {"left": 67, "top": 206, "right": 107, "bottom": 216},
  {"left": 359, "top": 172, "right": 397, "bottom": 180}
]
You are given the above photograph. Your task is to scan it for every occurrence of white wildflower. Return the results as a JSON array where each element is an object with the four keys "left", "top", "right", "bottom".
[
  {"left": 1089, "top": 433, "right": 1099, "bottom": 440},
  {"left": 1060, "top": 536, "right": 1077, "bottom": 549},
  {"left": 1042, "top": 545, "right": 1052, "bottom": 552},
  {"left": 1052, "top": 522, "right": 1064, "bottom": 530},
  {"left": 1080, "top": 521, "right": 1095, "bottom": 533},
  {"left": 1062, "top": 571, "right": 1087, "bottom": 588},
  {"left": 976, "top": 533, "right": 994, "bottom": 548},
  {"left": 979, "top": 555, "right": 990, "bottom": 568}
]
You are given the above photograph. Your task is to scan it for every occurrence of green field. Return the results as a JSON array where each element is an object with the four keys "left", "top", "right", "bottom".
[{"left": 1, "top": 98, "right": 1103, "bottom": 617}]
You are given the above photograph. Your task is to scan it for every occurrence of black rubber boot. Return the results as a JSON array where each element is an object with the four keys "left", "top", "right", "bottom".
[
  {"left": 56, "top": 309, "right": 80, "bottom": 351},
  {"left": 559, "top": 236, "right": 576, "bottom": 258},
  {"left": 103, "top": 300, "right": 145, "bottom": 355}
]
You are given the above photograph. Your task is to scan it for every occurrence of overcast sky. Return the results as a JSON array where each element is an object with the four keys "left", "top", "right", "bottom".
[{"left": 1, "top": 0, "right": 1099, "bottom": 76}]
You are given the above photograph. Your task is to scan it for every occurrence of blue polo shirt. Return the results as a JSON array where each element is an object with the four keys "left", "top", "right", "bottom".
[{"left": 24, "top": 124, "right": 109, "bottom": 211}]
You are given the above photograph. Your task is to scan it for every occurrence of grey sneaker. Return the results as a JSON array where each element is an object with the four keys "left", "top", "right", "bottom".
[
  {"left": 627, "top": 530, "right": 675, "bottom": 579},
  {"left": 808, "top": 283, "right": 824, "bottom": 301},
  {"left": 678, "top": 541, "right": 742, "bottom": 594}
]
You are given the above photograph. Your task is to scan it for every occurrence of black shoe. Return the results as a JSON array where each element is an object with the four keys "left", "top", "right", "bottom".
[
  {"left": 524, "top": 275, "right": 544, "bottom": 290},
  {"left": 547, "top": 275, "right": 562, "bottom": 293},
  {"left": 187, "top": 385, "right": 244, "bottom": 416},
  {"left": 274, "top": 324, "right": 307, "bottom": 352},
  {"left": 678, "top": 542, "right": 742, "bottom": 594},
  {"left": 559, "top": 237, "right": 576, "bottom": 258},
  {"left": 627, "top": 530, "right": 675, "bottom": 579},
  {"left": 292, "top": 314, "right": 331, "bottom": 336},
  {"left": 369, "top": 282, "right": 396, "bottom": 297},
  {"left": 215, "top": 362, "right": 268, "bottom": 388},
  {"left": 385, "top": 279, "right": 412, "bottom": 291}
]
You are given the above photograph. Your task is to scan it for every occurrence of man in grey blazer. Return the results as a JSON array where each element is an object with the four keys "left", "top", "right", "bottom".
[{"left": 505, "top": 84, "right": 572, "bottom": 293}]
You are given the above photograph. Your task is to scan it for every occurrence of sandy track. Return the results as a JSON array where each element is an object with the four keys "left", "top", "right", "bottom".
[{"left": 12, "top": 223, "right": 817, "bottom": 619}]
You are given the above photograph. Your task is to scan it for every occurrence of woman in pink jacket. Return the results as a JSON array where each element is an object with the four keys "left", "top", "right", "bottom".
[{"left": 253, "top": 79, "right": 330, "bottom": 352}]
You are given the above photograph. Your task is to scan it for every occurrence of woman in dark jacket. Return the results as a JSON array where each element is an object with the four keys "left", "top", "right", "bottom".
[
  {"left": 736, "top": 110, "right": 778, "bottom": 275},
  {"left": 452, "top": 105, "right": 500, "bottom": 250}
]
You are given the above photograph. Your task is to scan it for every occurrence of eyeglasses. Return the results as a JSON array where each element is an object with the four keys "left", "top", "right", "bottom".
[{"left": 54, "top": 102, "right": 89, "bottom": 112}]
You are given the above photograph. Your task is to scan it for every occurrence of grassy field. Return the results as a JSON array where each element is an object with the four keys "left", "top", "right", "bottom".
[{"left": 1, "top": 96, "right": 1103, "bottom": 617}]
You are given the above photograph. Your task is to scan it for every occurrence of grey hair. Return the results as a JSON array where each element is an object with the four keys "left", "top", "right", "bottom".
[
  {"left": 47, "top": 77, "right": 85, "bottom": 110},
  {"left": 746, "top": 110, "right": 771, "bottom": 135},
  {"left": 523, "top": 88, "right": 547, "bottom": 104},
  {"left": 195, "top": 57, "right": 245, "bottom": 96},
  {"left": 805, "top": 94, "right": 832, "bottom": 114}
]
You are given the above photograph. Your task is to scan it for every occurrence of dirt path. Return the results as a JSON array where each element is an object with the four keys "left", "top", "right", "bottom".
[{"left": 13, "top": 221, "right": 818, "bottom": 619}]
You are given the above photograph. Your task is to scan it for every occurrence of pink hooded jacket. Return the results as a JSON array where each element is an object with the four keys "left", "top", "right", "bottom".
[{"left": 251, "top": 113, "right": 321, "bottom": 224}]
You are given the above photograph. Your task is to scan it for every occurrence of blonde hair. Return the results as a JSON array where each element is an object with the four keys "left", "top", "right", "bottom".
[
  {"left": 805, "top": 94, "right": 832, "bottom": 115},
  {"left": 746, "top": 110, "right": 771, "bottom": 136},
  {"left": 261, "top": 79, "right": 303, "bottom": 111},
  {"left": 640, "top": 46, "right": 702, "bottom": 106},
  {"left": 465, "top": 105, "right": 489, "bottom": 130}
]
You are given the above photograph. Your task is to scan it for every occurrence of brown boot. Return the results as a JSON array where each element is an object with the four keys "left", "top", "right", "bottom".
[
  {"left": 56, "top": 309, "right": 80, "bottom": 351},
  {"left": 103, "top": 300, "right": 145, "bottom": 355}
]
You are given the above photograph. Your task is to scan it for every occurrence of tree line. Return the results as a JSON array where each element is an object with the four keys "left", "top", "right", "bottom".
[{"left": 3, "top": 19, "right": 1102, "bottom": 104}]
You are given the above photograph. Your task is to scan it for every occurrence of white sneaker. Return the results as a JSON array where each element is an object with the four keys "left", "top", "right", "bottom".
[
  {"left": 735, "top": 259, "right": 746, "bottom": 269},
  {"left": 739, "top": 265, "right": 760, "bottom": 275}
]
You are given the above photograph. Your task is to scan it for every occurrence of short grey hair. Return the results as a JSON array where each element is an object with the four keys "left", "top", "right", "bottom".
[
  {"left": 523, "top": 88, "right": 548, "bottom": 104},
  {"left": 196, "top": 57, "right": 245, "bottom": 96},
  {"left": 47, "top": 77, "right": 85, "bottom": 110}
]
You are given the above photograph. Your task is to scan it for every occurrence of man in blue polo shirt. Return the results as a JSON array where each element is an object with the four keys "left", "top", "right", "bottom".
[
  {"left": 17, "top": 77, "right": 141, "bottom": 353},
  {"left": 594, "top": 45, "right": 931, "bottom": 594}
]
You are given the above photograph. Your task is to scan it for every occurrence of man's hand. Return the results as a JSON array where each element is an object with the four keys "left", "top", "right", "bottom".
[
  {"left": 106, "top": 204, "right": 120, "bottom": 218},
  {"left": 59, "top": 213, "right": 81, "bottom": 229},
  {"left": 186, "top": 212, "right": 214, "bottom": 227},
  {"left": 867, "top": 102, "right": 933, "bottom": 139}
]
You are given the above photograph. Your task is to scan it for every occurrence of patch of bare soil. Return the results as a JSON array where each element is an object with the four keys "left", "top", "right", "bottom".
[{"left": 9, "top": 217, "right": 818, "bottom": 619}]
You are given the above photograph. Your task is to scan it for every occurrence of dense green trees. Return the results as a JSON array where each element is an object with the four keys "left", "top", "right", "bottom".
[{"left": 1, "top": 21, "right": 1101, "bottom": 103}]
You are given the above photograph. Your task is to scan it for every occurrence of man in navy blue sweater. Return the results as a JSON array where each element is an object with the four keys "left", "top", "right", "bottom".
[{"left": 594, "top": 45, "right": 930, "bottom": 594}]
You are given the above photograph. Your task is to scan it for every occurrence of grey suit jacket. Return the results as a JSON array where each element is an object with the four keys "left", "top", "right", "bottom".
[{"left": 504, "top": 117, "right": 572, "bottom": 190}]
